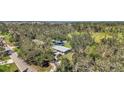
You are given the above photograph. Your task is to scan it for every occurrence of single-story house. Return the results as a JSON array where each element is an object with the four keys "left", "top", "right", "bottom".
[{"left": 52, "top": 45, "right": 71, "bottom": 54}]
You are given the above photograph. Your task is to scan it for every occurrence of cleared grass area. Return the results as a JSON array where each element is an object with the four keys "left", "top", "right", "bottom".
[
  {"left": 62, "top": 52, "right": 73, "bottom": 63},
  {"left": 64, "top": 42, "right": 72, "bottom": 48},
  {"left": 0, "top": 63, "right": 18, "bottom": 72},
  {"left": 91, "top": 32, "right": 112, "bottom": 43},
  {"left": 91, "top": 32, "right": 124, "bottom": 43}
]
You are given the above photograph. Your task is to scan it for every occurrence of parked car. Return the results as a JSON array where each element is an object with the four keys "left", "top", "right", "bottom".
[{"left": 5, "top": 50, "right": 13, "bottom": 55}]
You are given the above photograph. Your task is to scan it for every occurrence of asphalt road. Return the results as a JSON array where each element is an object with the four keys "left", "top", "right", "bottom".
[{"left": 5, "top": 44, "right": 37, "bottom": 72}]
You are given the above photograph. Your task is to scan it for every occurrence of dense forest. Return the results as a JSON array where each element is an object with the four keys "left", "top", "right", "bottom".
[{"left": 1, "top": 22, "right": 124, "bottom": 72}]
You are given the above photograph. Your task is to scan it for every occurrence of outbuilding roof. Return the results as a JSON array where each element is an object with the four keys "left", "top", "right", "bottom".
[{"left": 52, "top": 45, "right": 71, "bottom": 53}]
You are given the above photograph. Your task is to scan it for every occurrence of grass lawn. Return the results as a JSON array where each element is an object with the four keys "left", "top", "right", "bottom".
[
  {"left": 91, "top": 32, "right": 124, "bottom": 43},
  {"left": 64, "top": 42, "right": 72, "bottom": 48},
  {"left": 91, "top": 32, "right": 112, "bottom": 43},
  {"left": 62, "top": 52, "right": 73, "bottom": 63},
  {"left": 0, "top": 63, "right": 18, "bottom": 72}
]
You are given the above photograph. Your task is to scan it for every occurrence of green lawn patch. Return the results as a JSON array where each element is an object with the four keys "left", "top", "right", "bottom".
[
  {"left": 62, "top": 52, "right": 73, "bottom": 63},
  {"left": 0, "top": 63, "right": 18, "bottom": 72},
  {"left": 64, "top": 42, "right": 72, "bottom": 48},
  {"left": 91, "top": 32, "right": 112, "bottom": 43},
  {"left": 91, "top": 32, "right": 124, "bottom": 43}
]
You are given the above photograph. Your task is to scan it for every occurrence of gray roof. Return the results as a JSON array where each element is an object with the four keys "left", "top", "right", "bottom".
[{"left": 52, "top": 45, "right": 71, "bottom": 53}]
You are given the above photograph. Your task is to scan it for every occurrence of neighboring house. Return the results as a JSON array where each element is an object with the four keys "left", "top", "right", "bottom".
[{"left": 52, "top": 40, "right": 71, "bottom": 63}]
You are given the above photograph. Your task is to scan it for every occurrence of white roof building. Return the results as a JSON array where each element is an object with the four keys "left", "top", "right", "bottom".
[{"left": 52, "top": 45, "right": 71, "bottom": 53}]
